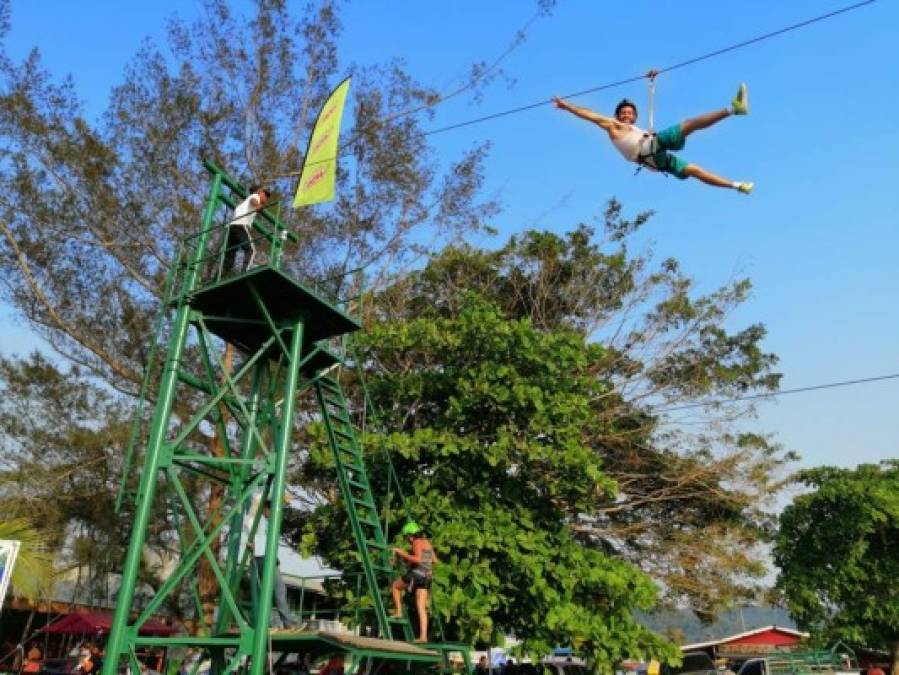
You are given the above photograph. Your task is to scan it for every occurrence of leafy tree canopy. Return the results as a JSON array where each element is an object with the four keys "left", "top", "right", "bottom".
[
  {"left": 775, "top": 462, "right": 899, "bottom": 671},
  {"left": 293, "top": 213, "right": 793, "bottom": 668}
]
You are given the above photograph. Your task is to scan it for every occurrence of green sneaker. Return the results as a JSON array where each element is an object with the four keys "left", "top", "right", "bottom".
[
  {"left": 731, "top": 83, "right": 749, "bottom": 115},
  {"left": 737, "top": 181, "right": 754, "bottom": 195}
]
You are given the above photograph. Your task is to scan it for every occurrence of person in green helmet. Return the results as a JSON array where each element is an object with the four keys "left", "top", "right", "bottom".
[
  {"left": 391, "top": 521, "right": 437, "bottom": 642},
  {"left": 553, "top": 82, "right": 754, "bottom": 194}
]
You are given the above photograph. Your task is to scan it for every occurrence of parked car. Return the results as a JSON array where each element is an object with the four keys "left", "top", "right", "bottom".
[
  {"left": 662, "top": 653, "right": 718, "bottom": 675},
  {"left": 542, "top": 657, "right": 588, "bottom": 675}
]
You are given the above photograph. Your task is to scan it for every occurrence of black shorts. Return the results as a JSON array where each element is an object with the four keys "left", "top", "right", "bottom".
[{"left": 402, "top": 571, "right": 432, "bottom": 591}]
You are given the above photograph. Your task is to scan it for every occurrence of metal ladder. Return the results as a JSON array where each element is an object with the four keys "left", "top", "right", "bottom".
[{"left": 314, "top": 375, "right": 415, "bottom": 642}]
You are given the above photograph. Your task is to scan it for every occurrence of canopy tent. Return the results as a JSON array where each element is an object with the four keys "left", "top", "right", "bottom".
[{"left": 41, "top": 612, "right": 177, "bottom": 636}]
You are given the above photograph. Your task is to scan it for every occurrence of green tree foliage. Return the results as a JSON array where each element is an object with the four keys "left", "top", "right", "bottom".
[
  {"left": 0, "top": 353, "right": 177, "bottom": 606},
  {"left": 293, "top": 209, "right": 793, "bottom": 665},
  {"left": 298, "top": 294, "right": 674, "bottom": 667},
  {"left": 774, "top": 462, "right": 899, "bottom": 672},
  {"left": 372, "top": 210, "right": 790, "bottom": 616}
]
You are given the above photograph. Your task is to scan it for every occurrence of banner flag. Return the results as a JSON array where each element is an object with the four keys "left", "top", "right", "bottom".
[
  {"left": 0, "top": 540, "right": 21, "bottom": 613},
  {"left": 293, "top": 77, "right": 351, "bottom": 208}
]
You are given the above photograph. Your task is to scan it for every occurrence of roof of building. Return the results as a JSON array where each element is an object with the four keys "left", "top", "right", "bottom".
[
  {"left": 40, "top": 611, "right": 177, "bottom": 636},
  {"left": 682, "top": 626, "right": 809, "bottom": 651}
]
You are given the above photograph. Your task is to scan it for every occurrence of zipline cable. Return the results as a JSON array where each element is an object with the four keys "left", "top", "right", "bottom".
[
  {"left": 268, "top": 0, "right": 875, "bottom": 181},
  {"left": 423, "top": 0, "right": 876, "bottom": 137},
  {"left": 655, "top": 371, "right": 899, "bottom": 413}
]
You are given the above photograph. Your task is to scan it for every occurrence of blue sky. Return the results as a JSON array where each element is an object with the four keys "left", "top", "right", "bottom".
[{"left": 3, "top": 1, "right": 897, "bottom": 473}]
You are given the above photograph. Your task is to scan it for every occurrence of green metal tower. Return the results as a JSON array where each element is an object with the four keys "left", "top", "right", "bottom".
[{"left": 102, "top": 162, "right": 457, "bottom": 675}]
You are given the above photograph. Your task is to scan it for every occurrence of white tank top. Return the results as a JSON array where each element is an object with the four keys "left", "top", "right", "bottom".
[
  {"left": 233, "top": 194, "right": 260, "bottom": 230},
  {"left": 611, "top": 125, "right": 654, "bottom": 164}
]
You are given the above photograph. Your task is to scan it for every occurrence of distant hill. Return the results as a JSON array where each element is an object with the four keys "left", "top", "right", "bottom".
[{"left": 638, "top": 606, "right": 797, "bottom": 645}]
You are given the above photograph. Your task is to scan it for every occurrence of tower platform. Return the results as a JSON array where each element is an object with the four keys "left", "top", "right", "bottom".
[
  {"left": 154, "top": 629, "right": 442, "bottom": 663},
  {"left": 262, "top": 629, "right": 440, "bottom": 662},
  {"left": 189, "top": 266, "right": 361, "bottom": 363}
]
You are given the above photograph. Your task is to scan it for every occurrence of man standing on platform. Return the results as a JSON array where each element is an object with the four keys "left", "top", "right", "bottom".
[{"left": 223, "top": 186, "right": 270, "bottom": 275}]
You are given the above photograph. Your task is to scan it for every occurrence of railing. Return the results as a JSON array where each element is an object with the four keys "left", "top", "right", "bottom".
[
  {"left": 178, "top": 221, "right": 290, "bottom": 303},
  {"left": 287, "top": 571, "right": 373, "bottom": 634}
]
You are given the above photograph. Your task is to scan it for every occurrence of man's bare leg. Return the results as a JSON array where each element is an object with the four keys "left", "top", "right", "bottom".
[
  {"left": 681, "top": 109, "right": 730, "bottom": 137},
  {"left": 681, "top": 83, "right": 748, "bottom": 137},
  {"left": 683, "top": 164, "right": 752, "bottom": 194}
]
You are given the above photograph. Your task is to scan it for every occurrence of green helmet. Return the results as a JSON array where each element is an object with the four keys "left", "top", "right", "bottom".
[{"left": 401, "top": 521, "right": 421, "bottom": 536}]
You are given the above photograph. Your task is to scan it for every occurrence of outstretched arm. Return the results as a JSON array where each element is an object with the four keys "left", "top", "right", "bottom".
[{"left": 553, "top": 96, "right": 619, "bottom": 132}]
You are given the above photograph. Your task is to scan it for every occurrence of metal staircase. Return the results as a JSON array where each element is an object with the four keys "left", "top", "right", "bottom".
[{"left": 315, "top": 375, "right": 415, "bottom": 642}]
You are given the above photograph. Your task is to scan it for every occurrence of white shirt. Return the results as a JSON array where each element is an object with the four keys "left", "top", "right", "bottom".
[
  {"left": 232, "top": 194, "right": 261, "bottom": 230},
  {"left": 611, "top": 125, "right": 654, "bottom": 164}
]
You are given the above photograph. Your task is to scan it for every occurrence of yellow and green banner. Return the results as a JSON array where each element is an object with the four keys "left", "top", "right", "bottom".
[{"left": 293, "top": 77, "right": 351, "bottom": 208}]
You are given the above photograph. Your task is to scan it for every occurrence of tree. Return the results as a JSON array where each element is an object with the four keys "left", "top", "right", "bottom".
[
  {"left": 0, "top": 0, "right": 498, "bottom": 393},
  {"left": 356, "top": 212, "right": 792, "bottom": 618},
  {"left": 296, "top": 293, "right": 675, "bottom": 668},
  {"left": 0, "top": 353, "right": 177, "bottom": 608},
  {"left": 292, "top": 213, "right": 792, "bottom": 665},
  {"left": 774, "top": 462, "right": 899, "bottom": 673}
]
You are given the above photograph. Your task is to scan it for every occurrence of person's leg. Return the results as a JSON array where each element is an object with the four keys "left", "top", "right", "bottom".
[
  {"left": 273, "top": 564, "right": 294, "bottom": 629},
  {"left": 222, "top": 227, "right": 239, "bottom": 275},
  {"left": 391, "top": 578, "right": 407, "bottom": 617},
  {"left": 241, "top": 228, "right": 256, "bottom": 272},
  {"left": 681, "top": 109, "right": 730, "bottom": 137},
  {"left": 231, "top": 226, "right": 252, "bottom": 272},
  {"left": 251, "top": 557, "right": 267, "bottom": 628},
  {"left": 683, "top": 164, "right": 753, "bottom": 193},
  {"left": 680, "top": 83, "right": 749, "bottom": 137},
  {"left": 414, "top": 589, "right": 429, "bottom": 642}
]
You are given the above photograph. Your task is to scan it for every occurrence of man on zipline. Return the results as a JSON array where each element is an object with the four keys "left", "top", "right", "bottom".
[{"left": 553, "top": 83, "right": 753, "bottom": 194}]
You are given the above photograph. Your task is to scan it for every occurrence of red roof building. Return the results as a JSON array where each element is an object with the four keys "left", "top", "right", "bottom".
[{"left": 682, "top": 626, "right": 809, "bottom": 656}]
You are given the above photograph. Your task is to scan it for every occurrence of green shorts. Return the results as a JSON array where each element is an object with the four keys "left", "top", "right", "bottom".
[{"left": 648, "top": 124, "right": 689, "bottom": 179}]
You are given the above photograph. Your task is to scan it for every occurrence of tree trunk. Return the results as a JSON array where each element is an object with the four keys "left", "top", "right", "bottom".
[{"left": 889, "top": 640, "right": 898, "bottom": 675}]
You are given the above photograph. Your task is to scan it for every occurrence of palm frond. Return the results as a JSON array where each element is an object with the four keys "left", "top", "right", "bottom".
[{"left": 0, "top": 518, "right": 56, "bottom": 601}]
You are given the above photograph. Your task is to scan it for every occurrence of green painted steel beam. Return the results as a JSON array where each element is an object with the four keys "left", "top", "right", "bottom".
[
  {"left": 132, "top": 637, "right": 242, "bottom": 647},
  {"left": 249, "top": 316, "right": 304, "bottom": 675}
]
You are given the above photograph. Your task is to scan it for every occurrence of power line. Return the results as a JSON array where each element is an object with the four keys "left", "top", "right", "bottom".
[
  {"left": 656, "top": 372, "right": 899, "bottom": 413},
  {"left": 423, "top": 0, "right": 876, "bottom": 136}
]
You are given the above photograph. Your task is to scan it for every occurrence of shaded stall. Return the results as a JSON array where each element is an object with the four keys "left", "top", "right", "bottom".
[{"left": 41, "top": 612, "right": 178, "bottom": 637}]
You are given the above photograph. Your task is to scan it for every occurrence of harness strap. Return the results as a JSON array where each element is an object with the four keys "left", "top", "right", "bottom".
[
  {"left": 634, "top": 70, "right": 671, "bottom": 178},
  {"left": 634, "top": 134, "right": 670, "bottom": 178}
]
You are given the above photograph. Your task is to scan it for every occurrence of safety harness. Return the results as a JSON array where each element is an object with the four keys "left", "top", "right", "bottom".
[{"left": 634, "top": 70, "right": 670, "bottom": 177}]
